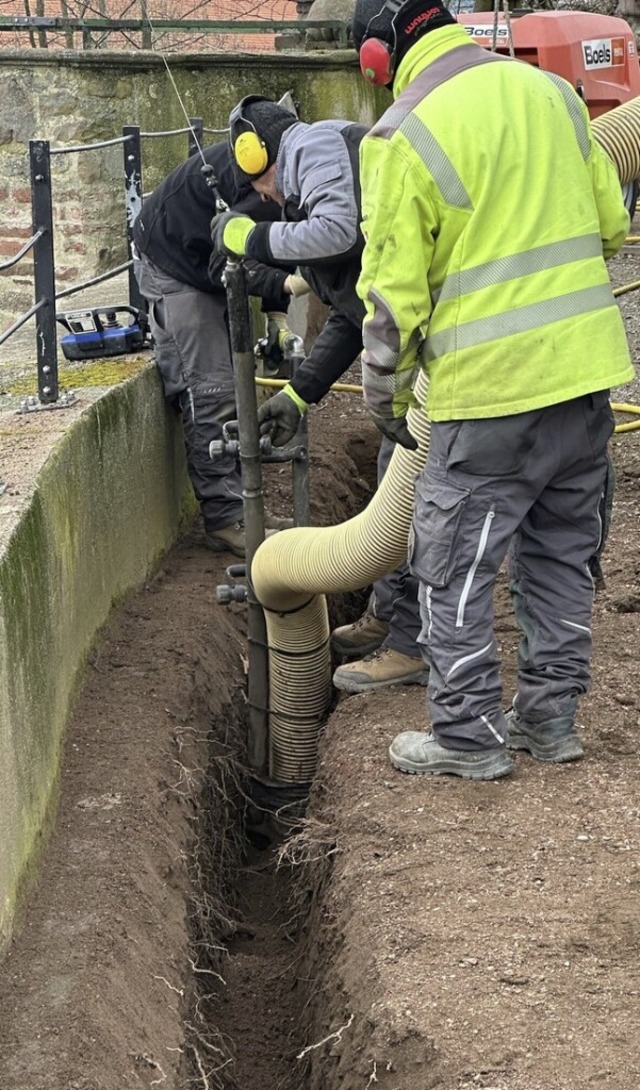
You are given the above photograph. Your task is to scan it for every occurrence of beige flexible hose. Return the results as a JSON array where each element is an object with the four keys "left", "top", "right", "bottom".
[
  {"left": 252, "top": 370, "right": 430, "bottom": 782},
  {"left": 253, "top": 99, "right": 640, "bottom": 785},
  {"left": 592, "top": 96, "right": 640, "bottom": 185}
]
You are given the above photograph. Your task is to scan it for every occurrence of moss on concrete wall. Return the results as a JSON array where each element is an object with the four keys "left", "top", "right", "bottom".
[{"left": 0, "top": 365, "right": 195, "bottom": 947}]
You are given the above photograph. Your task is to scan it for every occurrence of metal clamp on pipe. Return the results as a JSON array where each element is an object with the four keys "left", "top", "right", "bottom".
[
  {"left": 216, "top": 584, "right": 248, "bottom": 604},
  {"left": 216, "top": 562, "right": 249, "bottom": 605},
  {"left": 261, "top": 435, "right": 308, "bottom": 465},
  {"left": 209, "top": 420, "right": 274, "bottom": 462},
  {"left": 254, "top": 328, "right": 305, "bottom": 380},
  {"left": 209, "top": 420, "right": 309, "bottom": 468}
]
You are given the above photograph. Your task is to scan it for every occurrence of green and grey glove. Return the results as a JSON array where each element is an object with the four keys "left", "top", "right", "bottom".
[
  {"left": 258, "top": 385, "right": 308, "bottom": 447},
  {"left": 210, "top": 210, "right": 256, "bottom": 257},
  {"left": 369, "top": 412, "right": 418, "bottom": 451},
  {"left": 265, "top": 311, "right": 291, "bottom": 354}
]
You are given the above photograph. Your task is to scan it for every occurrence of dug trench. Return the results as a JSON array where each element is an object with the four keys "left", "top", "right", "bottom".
[
  {"left": 0, "top": 397, "right": 377, "bottom": 1090},
  {"left": 2, "top": 383, "right": 640, "bottom": 1090}
]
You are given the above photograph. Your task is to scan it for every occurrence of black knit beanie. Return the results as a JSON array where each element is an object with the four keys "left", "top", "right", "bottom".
[
  {"left": 352, "top": 0, "right": 456, "bottom": 68},
  {"left": 230, "top": 97, "right": 298, "bottom": 183}
]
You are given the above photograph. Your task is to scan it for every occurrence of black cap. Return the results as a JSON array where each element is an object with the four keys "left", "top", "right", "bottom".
[
  {"left": 229, "top": 96, "right": 298, "bottom": 182},
  {"left": 352, "top": 0, "right": 455, "bottom": 59}
]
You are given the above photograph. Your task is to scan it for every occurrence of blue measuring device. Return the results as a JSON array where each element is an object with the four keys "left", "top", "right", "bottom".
[{"left": 56, "top": 306, "right": 149, "bottom": 361}]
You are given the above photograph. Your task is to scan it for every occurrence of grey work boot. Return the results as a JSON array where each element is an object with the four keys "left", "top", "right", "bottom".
[
  {"left": 205, "top": 515, "right": 288, "bottom": 558},
  {"left": 330, "top": 612, "right": 390, "bottom": 658},
  {"left": 333, "top": 647, "right": 429, "bottom": 693},
  {"left": 389, "top": 732, "right": 515, "bottom": 780},
  {"left": 505, "top": 708, "right": 584, "bottom": 763}
]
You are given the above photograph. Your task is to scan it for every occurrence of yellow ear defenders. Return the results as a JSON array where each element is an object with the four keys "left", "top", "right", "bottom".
[{"left": 229, "top": 95, "right": 270, "bottom": 177}]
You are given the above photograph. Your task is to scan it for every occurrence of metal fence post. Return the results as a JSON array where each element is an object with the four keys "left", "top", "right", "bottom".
[
  {"left": 188, "top": 117, "right": 204, "bottom": 158},
  {"left": 30, "top": 139, "right": 59, "bottom": 404},
  {"left": 123, "top": 125, "right": 146, "bottom": 314}
]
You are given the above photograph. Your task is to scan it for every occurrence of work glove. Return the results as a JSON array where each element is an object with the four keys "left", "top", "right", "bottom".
[
  {"left": 284, "top": 272, "right": 312, "bottom": 297},
  {"left": 244, "top": 261, "right": 288, "bottom": 309},
  {"left": 258, "top": 385, "right": 308, "bottom": 447},
  {"left": 210, "top": 210, "right": 256, "bottom": 258},
  {"left": 370, "top": 412, "right": 418, "bottom": 451},
  {"left": 265, "top": 311, "right": 291, "bottom": 355}
]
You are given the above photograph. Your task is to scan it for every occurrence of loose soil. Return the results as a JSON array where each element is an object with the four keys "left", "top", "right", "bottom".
[{"left": 1, "top": 245, "right": 640, "bottom": 1090}]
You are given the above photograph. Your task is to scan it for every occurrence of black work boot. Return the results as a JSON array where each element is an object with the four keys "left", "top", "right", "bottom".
[{"left": 505, "top": 708, "right": 584, "bottom": 763}]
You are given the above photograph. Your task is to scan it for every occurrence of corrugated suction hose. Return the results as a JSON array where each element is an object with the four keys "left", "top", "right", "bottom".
[
  {"left": 252, "top": 97, "right": 640, "bottom": 784},
  {"left": 251, "top": 370, "right": 430, "bottom": 782},
  {"left": 592, "top": 95, "right": 640, "bottom": 185}
]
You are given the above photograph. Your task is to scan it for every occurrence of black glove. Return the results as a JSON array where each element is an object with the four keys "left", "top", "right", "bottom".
[
  {"left": 370, "top": 413, "right": 418, "bottom": 451},
  {"left": 245, "top": 260, "right": 290, "bottom": 312},
  {"left": 258, "top": 390, "right": 304, "bottom": 447}
]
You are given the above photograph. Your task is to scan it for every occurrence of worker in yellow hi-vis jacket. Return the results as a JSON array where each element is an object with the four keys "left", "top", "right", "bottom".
[{"left": 352, "top": 0, "right": 634, "bottom": 779}]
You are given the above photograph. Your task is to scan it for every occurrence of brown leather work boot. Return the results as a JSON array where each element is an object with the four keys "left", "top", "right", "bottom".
[
  {"left": 333, "top": 647, "right": 429, "bottom": 694},
  {"left": 205, "top": 521, "right": 247, "bottom": 557},
  {"left": 264, "top": 513, "right": 294, "bottom": 531},
  {"left": 330, "top": 612, "right": 390, "bottom": 658},
  {"left": 205, "top": 515, "right": 288, "bottom": 558}
]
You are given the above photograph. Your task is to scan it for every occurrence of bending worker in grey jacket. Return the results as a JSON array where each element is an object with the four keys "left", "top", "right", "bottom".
[
  {"left": 211, "top": 95, "right": 429, "bottom": 694},
  {"left": 212, "top": 96, "right": 366, "bottom": 426}
]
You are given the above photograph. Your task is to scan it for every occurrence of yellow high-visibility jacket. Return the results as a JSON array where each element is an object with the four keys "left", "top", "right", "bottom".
[{"left": 357, "top": 24, "right": 634, "bottom": 422}]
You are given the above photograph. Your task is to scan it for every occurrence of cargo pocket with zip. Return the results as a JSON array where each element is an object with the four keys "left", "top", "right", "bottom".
[{"left": 409, "top": 473, "right": 470, "bottom": 588}]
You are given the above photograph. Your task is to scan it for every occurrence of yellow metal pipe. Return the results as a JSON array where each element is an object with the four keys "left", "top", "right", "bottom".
[{"left": 256, "top": 376, "right": 363, "bottom": 394}]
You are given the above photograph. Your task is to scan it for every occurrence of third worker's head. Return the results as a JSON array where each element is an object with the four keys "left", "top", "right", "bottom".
[
  {"left": 229, "top": 95, "right": 298, "bottom": 198},
  {"left": 352, "top": 0, "right": 456, "bottom": 87}
]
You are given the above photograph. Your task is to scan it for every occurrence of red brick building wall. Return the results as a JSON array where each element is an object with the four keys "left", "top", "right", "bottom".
[{"left": 0, "top": 0, "right": 301, "bottom": 52}]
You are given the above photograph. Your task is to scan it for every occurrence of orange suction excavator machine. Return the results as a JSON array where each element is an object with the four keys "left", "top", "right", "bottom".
[{"left": 457, "top": 10, "right": 640, "bottom": 117}]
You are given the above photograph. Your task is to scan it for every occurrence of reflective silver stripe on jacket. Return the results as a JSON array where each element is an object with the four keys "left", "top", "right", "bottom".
[
  {"left": 423, "top": 282, "right": 616, "bottom": 359},
  {"left": 400, "top": 113, "right": 472, "bottom": 209},
  {"left": 371, "top": 44, "right": 507, "bottom": 140},
  {"left": 364, "top": 287, "right": 401, "bottom": 372},
  {"left": 363, "top": 357, "right": 418, "bottom": 401},
  {"left": 542, "top": 71, "right": 591, "bottom": 160},
  {"left": 435, "top": 233, "right": 604, "bottom": 303},
  {"left": 362, "top": 366, "right": 396, "bottom": 401},
  {"left": 363, "top": 285, "right": 421, "bottom": 403},
  {"left": 363, "top": 328, "right": 399, "bottom": 374}
]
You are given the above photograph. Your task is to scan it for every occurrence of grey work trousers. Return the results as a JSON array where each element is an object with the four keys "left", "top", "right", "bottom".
[
  {"left": 410, "top": 392, "right": 614, "bottom": 751},
  {"left": 134, "top": 256, "right": 243, "bottom": 531},
  {"left": 369, "top": 436, "right": 422, "bottom": 657}
]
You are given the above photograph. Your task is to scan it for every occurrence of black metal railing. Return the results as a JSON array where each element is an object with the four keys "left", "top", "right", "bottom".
[
  {"left": 0, "top": 119, "right": 226, "bottom": 405},
  {"left": 0, "top": 16, "right": 350, "bottom": 50}
]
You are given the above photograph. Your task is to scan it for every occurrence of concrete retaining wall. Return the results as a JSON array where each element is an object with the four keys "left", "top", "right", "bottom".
[{"left": 0, "top": 365, "right": 194, "bottom": 947}]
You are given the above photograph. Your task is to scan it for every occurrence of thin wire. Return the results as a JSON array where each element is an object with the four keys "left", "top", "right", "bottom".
[{"left": 141, "top": 4, "right": 207, "bottom": 168}]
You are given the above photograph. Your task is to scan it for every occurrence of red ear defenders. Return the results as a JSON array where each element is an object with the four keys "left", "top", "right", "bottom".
[
  {"left": 358, "top": 0, "right": 404, "bottom": 86},
  {"left": 359, "top": 36, "right": 396, "bottom": 86},
  {"left": 229, "top": 95, "right": 269, "bottom": 177}
]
